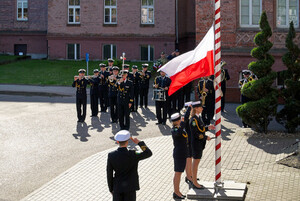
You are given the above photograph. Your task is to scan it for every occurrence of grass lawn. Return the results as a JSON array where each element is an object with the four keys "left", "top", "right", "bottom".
[
  {"left": 0, "top": 59, "right": 154, "bottom": 86},
  {"left": 0, "top": 55, "right": 25, "bottom": 63}
]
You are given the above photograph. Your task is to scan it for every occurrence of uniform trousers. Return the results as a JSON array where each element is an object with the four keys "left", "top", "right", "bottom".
[
  {"left": 90, "top": 93, "right": 98, "bottom": 116},
  {"left": 118, "top": 103, "right": 130, "bottom": 130},
  {"left": 110, "top": 97, "right": 118, "bottom": 122},
  {"left": 113, "top": 191, "right": 136, "bottom": 201},
  {"left": 202, "top": 100, "right": 214, "bottom": 125},
  {"left": 99, "top": 87, "right": 108, "bottom": 112},
  {"left": 132, "top": 86, "right": 139, "bottom": 111},
  {"left": 76, "top": 96, "right": 87, "bottom": 121},
  {"left": 155, "top": 101, "right": 167, "bottom": 123},
  {"left": 140, "top": 88, "right": 149, "bottom": 107}
]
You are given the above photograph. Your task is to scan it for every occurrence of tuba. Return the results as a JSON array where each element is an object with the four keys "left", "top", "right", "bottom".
[{"left": 220, "top": 61, "right": 227, "bottom": 82}]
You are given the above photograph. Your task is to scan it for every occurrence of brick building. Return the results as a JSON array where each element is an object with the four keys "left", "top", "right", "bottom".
[
  {"left": 195, "top": 0, "right": 300, "bottom": 102},
  {"left": 0, "top": 0, "right": 48, "bottom": 59}
]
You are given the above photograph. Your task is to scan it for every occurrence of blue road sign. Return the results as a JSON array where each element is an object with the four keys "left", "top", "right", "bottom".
[{"left": 86, "top": 53, "right": 89, "bottom": 62}]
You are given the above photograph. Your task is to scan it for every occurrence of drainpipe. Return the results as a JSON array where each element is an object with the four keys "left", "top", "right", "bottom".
[{"left": 175, "top": 0, "right": 179, "bottom": 48}]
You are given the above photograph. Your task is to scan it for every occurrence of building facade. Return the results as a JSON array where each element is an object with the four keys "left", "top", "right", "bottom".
[
  {"left": 195, "top": 0, "right": 300, "bottom": 102},
  {"left": 0, "top": 0, "right": 48, "bottom": 59}
]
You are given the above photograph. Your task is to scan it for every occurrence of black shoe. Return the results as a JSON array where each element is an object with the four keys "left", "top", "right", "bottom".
[
  {"left": 173, "top": 193, "right": 185, "bottom": 199},
  {"left": 155, "top": 122, "right": 161, "bottom": 125},
  {"left": 185, "top": 177, "right": 192, "bottom": 184},
  {"left": 191, "top": 183, "right": 204, "bottom": 189},
  {"left": 77, "top": 120, "right": 81, "bottom": 123}
]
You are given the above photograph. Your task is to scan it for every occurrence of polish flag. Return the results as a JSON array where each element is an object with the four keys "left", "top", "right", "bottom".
[{"left": 159, "top": 25, "right": 214, "bottom": 96}]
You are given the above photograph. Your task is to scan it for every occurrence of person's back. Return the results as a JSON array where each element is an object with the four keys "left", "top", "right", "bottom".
[{"left": 107, "top": 130, "right": 152, "bottom": 201}]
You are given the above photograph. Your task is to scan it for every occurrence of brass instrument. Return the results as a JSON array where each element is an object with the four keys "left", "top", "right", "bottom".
[
  {"left": 220, "top": 61, "right": 227, "bottom": 82},
  {"left": 109, "top": 74, "right": 117, "bottom": 83},
  {"left": 198, "top": 78, "right": 207, "bottom": 106},
  {"left": 74, "top": 75, "right": 91, "bottom": 81}
]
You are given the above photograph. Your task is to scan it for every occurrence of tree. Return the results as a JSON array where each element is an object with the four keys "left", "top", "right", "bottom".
[
  {"left": 236, "top": 11, "right": 278, "bottom": 133},
  {"left": 276, "top": 21, "right": 300, "bottom": 133}
]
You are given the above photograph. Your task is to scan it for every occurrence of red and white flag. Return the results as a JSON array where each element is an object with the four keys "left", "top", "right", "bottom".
[{"left": 159, "top": 25, "right": 214, "bottom": 96}]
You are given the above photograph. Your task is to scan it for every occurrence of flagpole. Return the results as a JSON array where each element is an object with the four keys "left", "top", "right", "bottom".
[{"left": 214, "top": 0, "right": 222, "bottom": 190}]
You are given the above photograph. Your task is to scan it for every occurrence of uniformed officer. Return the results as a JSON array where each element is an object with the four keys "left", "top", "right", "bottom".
[
  {"left": 89, "top": 69, "right": 100, "bottom": 117},
  {"left": 117, "top": 70, "right": 134, "bottom": 130},
  {"left": 108, "top": 66, "right": 120, "bottom": 123},
  {"left": 181, "top": 102, "right": 193, "bottom": 185},
  {"left": 220, "top": 61, "right": 230, "bottom": 112},
  {"left": 171, "top": 113, "right": 188, "bottom": 200},
  {"left": 139, "top": 64, "right": 151, "bottom": 109},
  {"left": 99, "top": 63, "right": 110, "bottom": 112},
  {"left": 197, "top": 76, "right": 215, "bottom": 125},
  {"left": 107, "top": 58, "right": 114, "bottom": 75},
  {"left": 107, "top": 130, "right": 152, "bottom": 201},
  {"left": 154, "top": 71, "right": 171, "bottom": 125},
  {"left": 131, "top": 65, "right": 141, "bottom": 112},
  {"left": 72, "top": 69, "right": 89, "bottom": 122},
  {"left": 239, "top": 70, "right": 257, "bottom": 128},
  {"left": 189, "top": 101, "right": 215, "bottom": 189}
]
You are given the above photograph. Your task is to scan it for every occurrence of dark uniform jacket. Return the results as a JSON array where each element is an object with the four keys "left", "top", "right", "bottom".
[
  {"left": 117, "top": 79, "right": 134, "bottom": 104},
  {"left": 139, "top": 71, "right": 151, "bottom": 89},
  {"left": 190, "top": 115, "right": 208, "bottom": 143},
  {"left": 107, "top": 141, "right": 152, "bottom": 193},
  {"left": 131, "top": 71, "right": 141, "bottom": 87},
  {"left": 154, "top": 75, "right": 171, "bottom": 97},
  {"left": 108, "top": 75, "right": 120, "bottom": 98},
  {"left": 221, "top": 68, "right": 230, "bottom": 90},
  {"left": 197, "top": 79, "right": 215, "bottom": 102},
  {"left": 89, "top": 76, "right": 100, "bottom": 95},
  {"left": 171, "top": 123, "right": 188, "bottom": 159},
  {"left": 72, "top": 78, "right": 89, "bottom": 98},
  {"left": 99, "top": 70, "right": 110, "bottom": 87}
]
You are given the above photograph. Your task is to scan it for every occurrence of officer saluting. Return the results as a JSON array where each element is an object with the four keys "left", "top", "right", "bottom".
[
  {"left": 171, "top": 113, "right": 188, "bottom": 200},
  {"left": 108, "top": 66, "right": 120, "bottom": 123},
  {"left": 131, "top": 65, "right": 141, "bottom": 112},
  {"left": 154, "top": 71, "right": 171, "bottom": 125},
  {"left": 72, "top": 69, "right": 89, "bottom": 122},
  {"left": 139, "top": 64, "right": 151, "bottom": 109},
  {"left": 89, "top": 69, "right": 100, "bottom": 117},
  {"left": 117, "top": 70, "right": 134, "bottom": 130},
  {"left": 99, "top": 63, "right": 110, "bottom": 113},
  {"left": 107, "top": 130, "right": 152, "bottom": 201}
]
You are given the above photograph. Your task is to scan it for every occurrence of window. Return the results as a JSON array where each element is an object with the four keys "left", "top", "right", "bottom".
[
  {"left": 68, "top": 0, "right": 80, "bottom": 24},
  {"left": 17, "top": 0, "right": 28, "bottom": 21},
  {"left": 67, "top": 44, "right": 80, "bottom": 60},
  {"left": 141, "top": 45, "right": 154, "bottom": 61},
  {"left": 277, "top": 0, "right": 299, "bottom": 28},
  {"left": 104, "top": 0, "right": 117, "bottom": 24},
  {"left": 141, "top": 0, "right": 154, "bottom": 24},
  {"left": 103, "top": 44, "right": 116, "bottom": 60},
  {"left": 240, "top": 0, "right": 262, "bottom": 27}
]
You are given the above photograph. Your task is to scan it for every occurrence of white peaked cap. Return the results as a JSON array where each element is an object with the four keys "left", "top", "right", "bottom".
[{"left": 114, "top": 130, "right": 131, "bottom": 141}]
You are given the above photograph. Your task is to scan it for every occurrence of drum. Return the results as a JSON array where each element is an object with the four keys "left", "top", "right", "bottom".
[{"left": 153, "top": 88, "right": 166, "bottom": 101}]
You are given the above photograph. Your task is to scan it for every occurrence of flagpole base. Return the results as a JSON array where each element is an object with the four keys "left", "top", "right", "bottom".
[{"left": 187, "top": 181, "right": 247, "bottom": 200}]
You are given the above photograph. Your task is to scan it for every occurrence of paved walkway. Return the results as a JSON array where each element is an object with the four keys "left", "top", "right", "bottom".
[{"left": 21, "top": 130, "right": 300, "bottom": 201}]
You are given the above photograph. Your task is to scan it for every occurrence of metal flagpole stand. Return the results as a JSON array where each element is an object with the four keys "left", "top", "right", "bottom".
[{"left": 187, "top": 1, "right": 247, "bottom": 199}]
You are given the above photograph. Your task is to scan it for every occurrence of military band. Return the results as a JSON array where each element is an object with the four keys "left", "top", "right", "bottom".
[
  {"left": 99, "top": 63, "right": 110, "bottom": 113},
  {"left": 131, "top": 65, "right": 141, "bottom": 112},
  {"left": 108, "top": 66, "right": 120, "bottom": 123},
  {"left": 89, "top": 69, "right": 100, "bottom": 117},
  {"left": 107, "top": 58, "right": 114, "bottom": 75}
]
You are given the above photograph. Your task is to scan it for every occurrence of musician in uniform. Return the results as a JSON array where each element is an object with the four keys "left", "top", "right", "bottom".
[
  {"left": 107, "top": 130, "right": 152, "bottom": 201},
  {"left": 239, "top": 70, "right": 257, "bottom": 128},
  {"left": 139, "top": 64, "right": 151, "bottom": 109},
  {"left": 99, "top": 63, "right": 110, "bottom": 113},
  {"left": 189, "top": 101, "right": 215, "bottom": 189},
  {"left": 197, "top": 76, "right": 215, "bottom": 125},
  {"left": 171, "top": 113, "right": 188, "bottom": 200},
  {"left": 117, "top": 70, "right": 134, "bottom": 130},
  {"left": 131, "top": 65, "right": 141, "bottom": 112},
  {"left": 154, "top": 71, "right": 171, "bottom": 125},
  {"left": 72, "top": 69, "right": 89, "bottom": 122},
  {"left": 220, "top": 61, "right": 230, "bottom": 112},
  {"left": 107, "top": 58, "right": 114, "bottom": 75},
  {"left": 123, "top": 64, "right": 133, "bottom": 80},
  {"left": 108, "top": 66, "right": 120, "bottom": 123},
  {"left": 89, "top": 69, "right": 100, "bottom": 117}
]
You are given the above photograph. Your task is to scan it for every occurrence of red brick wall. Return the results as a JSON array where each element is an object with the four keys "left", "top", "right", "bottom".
[{"left": 195, "top": 0, "right": 300, "bottom": 102}]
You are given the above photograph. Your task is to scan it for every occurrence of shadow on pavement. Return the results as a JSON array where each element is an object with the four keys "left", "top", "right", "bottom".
[
  {"left": 72, "top": 122, "right": 91, "bottom": 142},
  {"left": 90, "top": 117, "right": 104, "bottom": 133},
  {"left": 221, "top": 125, "right": 235, "bottom": 141}
]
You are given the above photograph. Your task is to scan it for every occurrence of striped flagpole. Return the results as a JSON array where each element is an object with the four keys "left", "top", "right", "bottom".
[{"left": 214, "top": 0, "right": 222, "bottom": 184}]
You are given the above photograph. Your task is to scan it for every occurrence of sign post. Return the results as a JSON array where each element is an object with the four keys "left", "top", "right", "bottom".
[{"left": 86, "top": 53, "right": 89, "bottom": 76}]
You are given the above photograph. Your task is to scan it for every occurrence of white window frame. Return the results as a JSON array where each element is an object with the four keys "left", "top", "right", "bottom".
[
  {"left": 17, "top": 0, "right": 28, "bottom": 21},
  {"left": 104, "top": 0, "right": 117, "bottom": 24},
  {"left": 141, "top": 45, "right": 154, "bottom": 61},
  {"left": 68, "top": 0, "right": 80, "bottom": 24},
  {"left": 276, "top": 0, "right": 299, "bottom": 28},
  {"left": 103, "top": 44, "right": 117, "bottom": 60},
  {"left": 67, "top": 44, "right": 80, "bottom": 60},
  {"left": 141, "top": 0, "right": 154, "bottom": 24},
  {"left": 239, "top": 0, "right": 262, "bottom": 27}
]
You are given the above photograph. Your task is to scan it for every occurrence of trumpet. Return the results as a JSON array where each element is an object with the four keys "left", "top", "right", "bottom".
[{"left": 109, "top": 74, "right": 117, "bottom": 82}]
